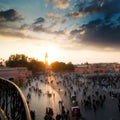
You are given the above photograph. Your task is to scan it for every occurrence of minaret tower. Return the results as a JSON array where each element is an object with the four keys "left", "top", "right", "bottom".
[{"left": 45, "top": 52, "right": 48, "bottom": 66}]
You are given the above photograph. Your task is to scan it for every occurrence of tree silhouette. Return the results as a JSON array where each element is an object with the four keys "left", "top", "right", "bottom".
[{"left": 6, "top": 54, "right": 45, "bottom": 74}]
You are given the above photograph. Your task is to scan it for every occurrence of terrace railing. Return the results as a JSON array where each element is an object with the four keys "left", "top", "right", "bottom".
[{"left": 0, "top": 77, "right": 32, "bottom": 120}]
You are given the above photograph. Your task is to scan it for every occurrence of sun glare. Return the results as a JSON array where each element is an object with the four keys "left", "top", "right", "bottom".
[{"left": 41, "top": 44, "right": 61, "bottom": 65}]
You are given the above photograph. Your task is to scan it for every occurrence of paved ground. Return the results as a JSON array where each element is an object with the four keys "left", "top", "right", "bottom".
[{"left": 21, "top": 72, "right": 120, "bottom": 120}]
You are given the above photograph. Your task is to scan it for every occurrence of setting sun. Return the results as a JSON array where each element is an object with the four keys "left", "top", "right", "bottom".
[{"left": 40, "top": 44, "right": 62, "bottom": 65}]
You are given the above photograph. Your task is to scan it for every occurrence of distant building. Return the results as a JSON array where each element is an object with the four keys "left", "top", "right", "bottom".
[
  {"left": 0, "top": 67, "right": 32, "bottom": 84},
  {"left": 113, "top": 63, "right": 120, "bottom": 72},
  {"left": 74, "top": 63, "right": 116, "bottom": 74},
  {"left": 74, "top": 64, "right": 90, "bottom": 73}
]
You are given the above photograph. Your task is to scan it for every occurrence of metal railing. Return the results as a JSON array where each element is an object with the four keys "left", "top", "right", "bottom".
[
  {"left": 0, "top": 77, "right": 32, "bottom": 120},
  {"left": 0, "top": 107, "right": 8, "bottom": 120}
]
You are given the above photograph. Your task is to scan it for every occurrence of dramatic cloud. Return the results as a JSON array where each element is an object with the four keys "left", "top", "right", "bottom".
[
  {"left": 33, "top": 17, "right": 45, "bottom": 24},
  {"left": 70, "top": 18, "right": 120, "bottom": 49},
  {"left": 46, "top": 12, "right": 67, "bottom": 29},
  {"left": 1, "top": 0, "right": 120, "bottom": 52},
  {"left": 75, "top": 0, "right": 120, "bottom": 17},
  {"left": 63, "top": 0, "right": 120, "bottom": 50},
  {"left": 20, "top": 24, "right": 30, "bottom": 30},
  {"left": 0, "top": 30, "right": 25, "bottom": 38},
  {"left": 0, "top": 9, "right": 23, "bottom": 22},
  {"left": 0, "top": 9, "right": 25, "bottom": 38},
  {"left": 54, "top": 0, "right": 70, "bottom": 9},
  {"left": 0, "top": 25, "right": 30, "bottom": 39},
  {"left": 46, "top": 0, "right": 70, "bottom": 9},
  {"left": 50, "top": 18, "right": 67, "bottom": 29},
  {"left": 117, "top": 16, "right": 120, "bottom": 22},
  {"left": 47, "top": 12, "right": 62, "bottom": 19},
  {"left": 67, "top": 12, "right": 85, "bottom": 18},
  {"left": 32, "top": 24, "right": 47, "bottom": 32}
]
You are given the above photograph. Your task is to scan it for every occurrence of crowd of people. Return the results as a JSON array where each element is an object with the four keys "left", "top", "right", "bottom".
[
  {"left": 23, "top": 71, "right": 120, "bottom": 120},
  {"left": 49, "top": 72, "right": 120, "bottom": 119}
]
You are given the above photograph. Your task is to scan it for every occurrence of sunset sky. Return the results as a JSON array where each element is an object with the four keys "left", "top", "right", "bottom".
[{"left": 0, "top": 0, "right": 120, "bottom": 64}]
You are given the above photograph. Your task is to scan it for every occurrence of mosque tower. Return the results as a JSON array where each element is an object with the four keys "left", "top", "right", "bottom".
[{"left": 45, "top": 52, "right": 48, "bottom": 66}]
